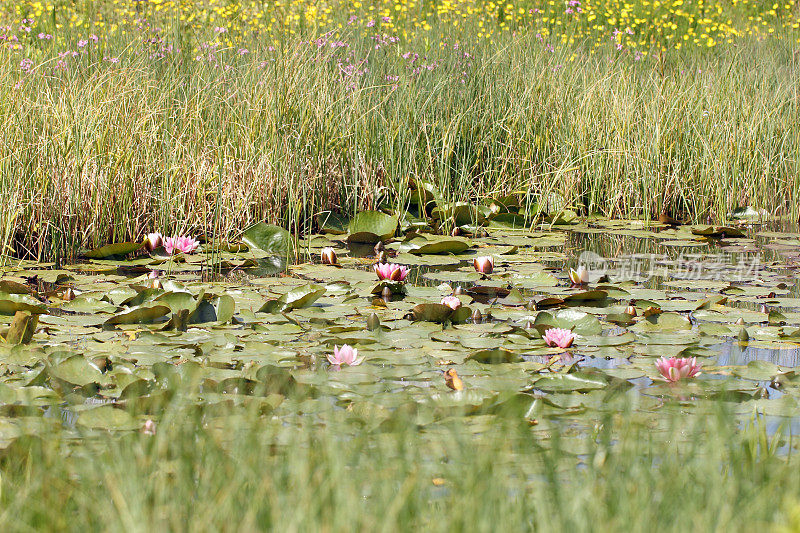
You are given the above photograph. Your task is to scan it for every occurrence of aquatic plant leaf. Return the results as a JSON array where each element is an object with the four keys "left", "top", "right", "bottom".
[
  {"left": 731, "top": 361, "right": 785, "bottom": 381},
  {"left": 431, "top": 202, "right": 483, "bottom": 226},
  {"left": 466, "top": 349, "right": 523, "bottom": 364},
  {"left": 258, "top": 284, "right": 325, "bottom": 313},
  {"left": 370, "top": 281, "right": 407, "bottom": 296},
  {"left": 4, "top": 312, "right": 38, "bottom": 345},
  {"left": 563, "top": 290, "right": 608, "bottom": 302},
  {"left": 399, "top": 235, "right": 471, "bottom": 255},
  {"left": 104, "top": 304, "right": 171, "bottom": 326},
  {"left": 214, "top": 295, "right": 236, "bottom": 323},
  {"left": 84, "top": 242, "right": 143, "bottom": 259},
  {"left": 488, "top": 213, "right": 528, "bottom": 229},
  {"left": 533, "top": 309, "right": 602, "bottom": 335},
  {"left": 316, "top": 211, "right": 348, "bottom": 235},
  {"left": 154, "top": 291, "right": 197, "bottom": 312},
  {"left": 410, "top": 303, "right": 453, "bottom": 323},
  {"left": 530, "top": 373, "right": 607, "bottom": 392},
  {"left": 76, "top": 405, "right": 139, "bottom": 430},
  {"left": 634, "top": 312, "right": 692, "bottom": 331},
  {"left": 347, "top": 211, "right": 398, "bottom": 243},
  {"left": 547, "top": 210, "right": 578, "bottom": 225},
  {"left": 0, "top": 294, "right": 47, "bottom": 315},
  {"left": 285, "top": 284, "right": 326, "bottom": 309},
  {"left": 690, "top": 225, "right": 745, "bottom": 238},
  {"left": 50, "top": 356, "right": 103, "bottom": 386},
  {"left": 242, "top": 222, "right": 292, "bottom": 256},
  {"left": 0, "top": 280, "right": 34, "bottom": 295}
]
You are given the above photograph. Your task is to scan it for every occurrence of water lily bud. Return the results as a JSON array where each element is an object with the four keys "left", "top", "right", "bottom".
[
  {"left": 381, "top": 286, "right": 392, "bottom": 300},
  {"left": 471, "top": 309, "right": 482, "bottom": 323},
  {"left": 760, "top": 304, "right": 768, "bottom": 314},
  {"left": 374, "top": 241, "right": 385, "bottom": 254},
  {"left": 320, "top": 247, "right": 338, "bottom": 265},
  {"left": 625, "top": 305, "right": 637, "bottom": 316},
  {"left": 473, "top": 256, "right": 494, "bottom": 275},
  {"left": 62, "top": 288, "right": 76, "bottom": 301},
  {"left": 143, "top": 232, "right": 162, "bottom": 252},
  {"left": 737, "top": 328, "right": 749, "bottom": 342},
  {"left": 525, "top": 320, "right": 533, "bottom": 329},
  {"left": 569, "top": 266, "right": 589, "bottom": 285},
  {"left": 376, "top": 251, "right": 388, "bottom": 264},
  {"left": 454, "top": 286, "right": 463, "bottom": 295},
  {"left": 366, "top": 313, "right": 381, "bottom": 331},
  {"left": 735, "top": 317, "right": 745, "bottom": 325}
]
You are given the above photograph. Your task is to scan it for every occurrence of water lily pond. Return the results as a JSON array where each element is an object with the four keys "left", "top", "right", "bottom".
[{"left": 2, "top": 212, "right": 800, "bottom": 447}]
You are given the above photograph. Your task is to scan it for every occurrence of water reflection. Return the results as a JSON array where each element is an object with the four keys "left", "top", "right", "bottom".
[{"left": 714, "top": 339, "right": 800, "bottom": 367}]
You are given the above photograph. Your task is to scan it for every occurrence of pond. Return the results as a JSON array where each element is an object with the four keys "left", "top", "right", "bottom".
[{"left": 2, "top": 214, "right": 800, "bottom": 445}]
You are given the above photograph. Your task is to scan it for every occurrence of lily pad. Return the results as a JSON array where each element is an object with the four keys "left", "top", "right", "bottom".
[
  {"left": 242, "top": 222, "right": 292, "bottom": 256},
  {"left": 347, "top": 211, "right": 398, "bottom": 243},
  {"left": 85, "top": 242, "right": 143, "bottom": 259}
]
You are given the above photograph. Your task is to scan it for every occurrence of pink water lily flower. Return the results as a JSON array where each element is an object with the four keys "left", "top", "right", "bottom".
[
  {"left": 441, "top": 296, "right": 462, "bottom": 311},
  {"left": 473, "top": 256, "right": 494, "bottom": 274},
  {"left": 655, "top": 357, "right": 702, "bottom": 382},
  {"left": 143, "top": 232, "right": 162, "bottom": 252},
  {"left": 569, "top": 266, "right": 589, "bottom": 285},
  {"left": 328, "top": 344, "right": 363, "bottom": 367},
  {"left": 163, "top": 236, "right": 200, "bottom": 255},
  {"left": 543, "top": 327, "right": 576, "bottom": 348},
  {"left": 375, "top": 263, "right": 410, "bottom": 281}
]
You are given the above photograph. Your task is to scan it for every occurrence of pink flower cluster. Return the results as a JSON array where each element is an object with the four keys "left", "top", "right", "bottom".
[{"left": 143, "top": 232, "right": 200, "bottom": 255}]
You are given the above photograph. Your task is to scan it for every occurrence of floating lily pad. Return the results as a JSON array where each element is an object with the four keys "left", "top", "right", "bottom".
[
  {"left": 85, "top": 242, "right": 143, "bottom": 259},
  {"left": 533, "top": 309, "right": 602, "bottom": 335},
  {"left": 399, "top": 235, "right": 471, "bottom": 255},
  {"left": 347, "top": 211, "right": 398, "bottom": 243},
  {"left": 242, "top": 222, "right": 292, "bottom": 256}
]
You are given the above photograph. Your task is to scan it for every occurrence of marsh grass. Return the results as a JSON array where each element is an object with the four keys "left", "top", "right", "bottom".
[
  {"left": 2, "top": 16, "right": 799, "bottom": 260},
  {"left": 0, "top": 393, "right": 797, "bottom": 532}
]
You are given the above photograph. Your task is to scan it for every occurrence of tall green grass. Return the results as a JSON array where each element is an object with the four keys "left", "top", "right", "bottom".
[
  {"left": 2, "top": 22, "right": 799, "bottom": 260},
  {"left": 0, "top": 395, "right": 797, "bottom": 531}
]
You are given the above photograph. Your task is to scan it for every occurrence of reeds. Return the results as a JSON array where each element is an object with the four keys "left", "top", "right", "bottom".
[{"left": 2, "top": 21, "right": 798, "bottom": 260}]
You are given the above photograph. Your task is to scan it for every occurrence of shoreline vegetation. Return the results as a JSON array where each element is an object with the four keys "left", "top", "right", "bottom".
[{"left": 1, "top": 1, "right": 799, "bottom": 261}]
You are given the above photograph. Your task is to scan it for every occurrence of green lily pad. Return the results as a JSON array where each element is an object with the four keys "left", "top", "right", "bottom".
[
  {"left": 399, "top": 235, "right": 471, "bottom": 255},
  {"left": 530, "top": 372, "right": 607, "bottom": 392},
  {"left": 76, "top": 405, "right": 140, "bottom": 431},
  {"left": 242, "top": 222, "right": 292, "bottom": 256},
  {"left": 85, "top": 242, "right": 143, "bottom": 259},
  {"left": 410, "top": 303, "right": 453, "bottom": 323},
  {"left": 533, "top": 309, "right": 602, "bottom": 335},
  {"left": 347, "top": 211, "right": 398, "bottom": 243},
  {"left": 104, "top": 304, "right": 171, "bottom": 326},
  {"left": 466, "top": 348, "right": 523, "bottom": 364}
]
